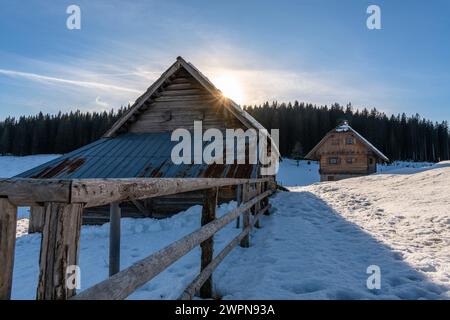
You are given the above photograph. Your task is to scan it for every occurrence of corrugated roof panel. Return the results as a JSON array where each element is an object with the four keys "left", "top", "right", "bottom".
[{"left": 16, "top": 132, "right": 259, "bottom": 179}]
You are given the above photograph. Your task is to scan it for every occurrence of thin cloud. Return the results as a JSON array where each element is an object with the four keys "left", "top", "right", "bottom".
[
  {"left": 95, "top": 96, "right": 109, "bottom": 109},
  {"left": 0, "top": 68, "right": 141, "bottom": 94}
]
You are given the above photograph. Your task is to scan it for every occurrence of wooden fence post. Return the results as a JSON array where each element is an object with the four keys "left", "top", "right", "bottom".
[
  {"left": 263, "top": 181, "right": 270, "bottom": 215},
  {"left": 235, "top": 185, "right": 242, "bottom": 228},
  {"left": 200, "top": 188, "right": 218, "bottom": 298},
  {"left": 0, "top": 198, "right": 17, "bottom": 300},
  {"left": 254, "top": 183, "right": 262, "bottom": 228},
  {"left": 109, "top": 202, "right": 121, "bottom": 277},
  {"left": 240, "top": 183, "right": 250, "bottom": 248},
  {"left": 29, "top": 206, "right": 45, "bottom": 233},
  {"left": 37, "top": 203, "right": 84, "bottom": 300}
]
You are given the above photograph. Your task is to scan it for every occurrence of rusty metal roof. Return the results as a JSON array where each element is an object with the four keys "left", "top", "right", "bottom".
[{"left": 16, "top": 133, "right": 258, "bottom": 179}]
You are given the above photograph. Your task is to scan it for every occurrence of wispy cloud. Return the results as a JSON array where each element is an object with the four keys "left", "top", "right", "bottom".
[
  {"left": 95, "top": 96, "right": 109, "bottom": 109},
  {"left": 0, "top": 68, "right": 141, "bottom": 94},
  {"left": 0, "top": 17, "right": 404, "bottom": 120}
]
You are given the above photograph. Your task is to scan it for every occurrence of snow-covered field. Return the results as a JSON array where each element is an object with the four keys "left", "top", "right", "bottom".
[
  {"left": 277, "top": 158, "right": 435, "bottom": 187},
  {"left": 3, "top": 155, "right": 450, "bottom": 299},
  {"left": 0, "top": 155, "right": 60, "bottom": 179},
  {"left": 0, "top": 155, "right": 59, "bottom": 221},
  {"left": 283, "top": 161, "right": 450, "bottom": 299},
  {"left": 277, "top": 159, "right": 320, "bottom": 187}
]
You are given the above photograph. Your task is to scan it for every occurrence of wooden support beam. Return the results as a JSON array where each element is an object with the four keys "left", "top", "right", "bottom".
[
  {"left": 71, "top": 177, "right": 270, "bottom": 208},
  {"left": 263, "top": 182, "right": 270, "bottom": 215},
  {"left": 0, "top": 179, "right": 71, "bottom": 206},
  {"left": 0, "top": 177, "right": 271, "bottom": 208},
  {"left": 131, "top": 199, "right": 151, "bottom": 217},
  {"left": 200, "top": 188, "right": 218, "bottom": 299},
  {"left": 0, "top": 199, "right": 17, "bottom": 300},
  {"left": 109, "top": 203, "right": 121, "bottom": 277},
  {"left": 37, "top": 203, "right": 84, "bottom": 300},
  {"left": 29, "top": 206, "right": 45, "bottom": 233},
  {"left": 240, "top": 183, "right": 250, "bottom": 248},
  {"left": 254, "top": 183, "right": 262, "bottom": 228},
  {"left": 235, "top": 185, "right": 242, "bottom": 228}
]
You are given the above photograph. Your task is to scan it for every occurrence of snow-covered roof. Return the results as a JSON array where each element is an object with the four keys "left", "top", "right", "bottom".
[
  {"left": 335, "top": 121, "right": 351, "bottom": 132},
  {"left": 305, "top": 122, "right": 389, "bottom": 162}
]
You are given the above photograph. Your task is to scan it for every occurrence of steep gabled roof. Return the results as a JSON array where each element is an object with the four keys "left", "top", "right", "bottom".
[
  {"left": 305, "top": 122, "right": 389, "bottom": 162},
  {"left": 104, "top": 56, "right": 280, "bottom": 157}
]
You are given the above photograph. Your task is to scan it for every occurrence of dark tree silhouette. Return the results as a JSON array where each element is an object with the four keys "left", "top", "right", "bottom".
[{"left": 0, "top": 102, "right": 448, "bottom": 162}]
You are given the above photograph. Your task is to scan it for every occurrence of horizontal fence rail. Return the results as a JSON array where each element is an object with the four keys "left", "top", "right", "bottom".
[
  {"left": 179, "top": 204, "right": 271, "bottom": 300},
  {"left": 0, "top": 176, "right": 276, "bottom": 300},
  {"left": 73, "top": 190, "right": 272, "bottom": 300},
  {"left": 0, "top": 177, "right": 272, "bottom": 207}
]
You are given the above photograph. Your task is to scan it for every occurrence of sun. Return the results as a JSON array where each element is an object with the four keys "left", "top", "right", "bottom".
[{"left": 213, "top": 74, "right": 244, "bottom": 104}]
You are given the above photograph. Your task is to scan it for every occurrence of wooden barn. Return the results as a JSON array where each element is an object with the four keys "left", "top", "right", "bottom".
[
  {"left": 305, "top": 121, "right": 389, "bottom": 182},
  {"left": 17, "top": 56, "right": 279, "bottom": 229}
]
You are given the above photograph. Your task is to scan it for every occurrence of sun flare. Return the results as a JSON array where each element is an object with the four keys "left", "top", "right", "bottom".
[{"left": 213, "top": 74, "right": 244, "bottom": 104}]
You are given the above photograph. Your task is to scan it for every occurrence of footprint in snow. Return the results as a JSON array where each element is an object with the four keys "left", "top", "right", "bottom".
[{"left": 281, "top": 279, "right": 327, "bottom": 295}]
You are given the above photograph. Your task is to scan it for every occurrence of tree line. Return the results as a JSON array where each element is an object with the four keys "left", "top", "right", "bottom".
[
  {"left": 244, "top": 102, "right": 449, "bottom": 162},
  {"left": 0, "top": 102, "right": 449, "bottom": 162},
  {"left": 0, "top": 108, "right": 128, "bottom": 156}
]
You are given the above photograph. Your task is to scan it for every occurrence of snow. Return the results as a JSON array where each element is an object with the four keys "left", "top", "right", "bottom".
[
  {"left": 376, "top": 160, "right": 435, "bottom": 174},
  {"left": 216, "top": 190, "right": 448, "bottom": 299},
  {"left": 335, "top": 124, "right": 350, "bottom": 132},
  {"left": 12, "top": 201, "right": 243, "bottom": 300},
  {"left": 214, "top": 161, "right": 450, "bottom": 299},
  {"left": 277, "top": 159, "right": 434, "bottom": 187},
  {"left": 4, "top": 155, "right": 450, "bottom": 299},
  {"left": 0, "top": 155, "right": 60, "bottom": 221},
  {"left": 277, "top": 159, "right": 320, "bottom": 187},
  {"left": 0, "top": 155, "right": 60, "bottom": 178}
]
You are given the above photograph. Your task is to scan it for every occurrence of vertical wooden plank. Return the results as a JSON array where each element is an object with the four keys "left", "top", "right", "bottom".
[
  {"left": 235, "top": 185, "right": 242, "bottom": 228},
  {"left": 263, "top": 181, "right": 270, "bottom": 215},
  {"left": 37, "top": 203, "right": 84, "bottom": 300},
  {"left": 29, "top": 206, "right": 45, "bottom": 233},
  {"left": 200, "top": 188, "right": 218, "bottom": 298},
  {"left": 240, "top": 183, "right": 250, "bottom": 248},
  {"left": 109, "top": 202, "right": 121, "bottom": 277},
  {"left": 254, "top": 183, "right": 262, "bottom": 228},
  {"left": 0, "top": 198, "right": 17, "bottom": 300}
]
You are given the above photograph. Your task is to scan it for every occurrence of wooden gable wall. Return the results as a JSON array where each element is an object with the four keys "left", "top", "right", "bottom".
[
  {"left": 127, "top": 68, "right": 244, "bottom": 133},
  {"left": 317, "top": 131, "right": 376, "bottom": 174}
]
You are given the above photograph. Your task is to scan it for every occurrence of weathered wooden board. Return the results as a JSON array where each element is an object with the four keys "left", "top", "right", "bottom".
[
  {"left": 179, "top": 204, "right": 270, "bottom": 300},
  {"left": 37, "top": 203, "right": 84, "bottom": 300},
  {"left": 109, "top": 203, "right": 121, "bottom": 276},
  {"left": 0, "top": 199, "right": 17, "bottom": 300},
  {"left": 240, "top": 183, "right": 250, "bottom": 248},
  {"left": 29, "top": 206, "right": 45, "bottom": 233},
  {"left": 0, "top": 179, "right": 71, "bottom": 205},
  {"left": 71, "top": 178, "right": 270, "bottom": 208},
  {"left": 72, "top": 190, "right": 271, "bottom": 300},
  {"left": 200, "top": 188, "right": 218, "bottom": 298}
]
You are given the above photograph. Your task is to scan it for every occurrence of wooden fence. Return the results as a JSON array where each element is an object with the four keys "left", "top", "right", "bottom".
[{"left": 0, "top": 177, "right": 275, "bottom": 300}]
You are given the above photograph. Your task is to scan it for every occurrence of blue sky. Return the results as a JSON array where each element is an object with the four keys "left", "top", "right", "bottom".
[{"left": 0, "top": 0, "right": 449, "bottom": 122}]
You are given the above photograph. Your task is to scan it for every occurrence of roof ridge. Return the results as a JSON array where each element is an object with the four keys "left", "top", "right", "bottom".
[{"left": 101, "top": 56, "right": 280, "bottom": 157}]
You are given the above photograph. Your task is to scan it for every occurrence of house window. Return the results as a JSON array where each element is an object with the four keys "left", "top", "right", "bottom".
[
  {"left": 369, "top": 158, "right": 374, "bottom": 165},
  {"left": 328, "top": 157, "right": 340, "bottom": 165},
  {"left": 346, "top": 136, "right": 354, "bottom": 145}
]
